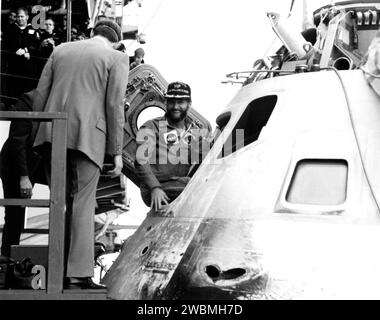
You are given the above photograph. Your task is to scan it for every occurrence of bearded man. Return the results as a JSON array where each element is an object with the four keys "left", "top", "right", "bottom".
[{"left": 135, "top": 81, "right": 211, "bottom": 211}]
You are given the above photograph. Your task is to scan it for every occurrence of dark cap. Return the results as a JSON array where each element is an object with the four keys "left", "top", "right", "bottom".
[
  {"left": 134, "top": 47, "right": 145, "bottom": 57},
  {"left": 165, "top": 81, "right": 191, "bottom": 99},
  {"left": 93, "top": 19, "right": 122, "bottom": 43}
]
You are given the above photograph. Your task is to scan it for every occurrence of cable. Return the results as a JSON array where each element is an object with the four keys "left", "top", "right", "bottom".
[
  {"left": 288, "top": 0, "right": 296, "bottom": 18},
  {"left": 140, "top": 0, "right": 165, "bottom": 34},
  {"left": 0, "top": 94, "right": 20, "bottom": 101},
  {"left": 262, "top": 36, "right": 280, "bottom": 60},
  {"left": 361, "top": 66, "right": 380, "bottom": 78},
  {"left": 0, "top": 72, "right": 40, "bottom": 82},
  {"left": 325, "top": 67, "right": 380, "bottom": 213},
  {"left": 126, "top": 0, "right": 165, "bottom": 49}
]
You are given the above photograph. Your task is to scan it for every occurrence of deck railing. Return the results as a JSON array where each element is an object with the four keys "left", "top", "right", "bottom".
[{"left": 0, "top": 111, "right": 67, "bottom": 296}]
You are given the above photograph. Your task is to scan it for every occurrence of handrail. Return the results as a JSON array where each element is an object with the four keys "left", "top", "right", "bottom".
[
  {"left": 0, "top": 111, "right": 67, "bottom": 295},
  {"left": 0, "top": 49, "right": 49, "bottom": 62},
  {"left": 0, "top": 72, "right": 41, "bottom": 82},
  {"left": 0, "top": 111, "right": 67, "bottom": 120}
]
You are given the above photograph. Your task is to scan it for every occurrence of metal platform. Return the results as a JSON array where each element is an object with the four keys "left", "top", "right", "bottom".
[
  {"left": 0, "top": 111, "right": 108, "bottom": 300},
  {"left": 0, "top": 288, "right": 107, "bottom": 300}
]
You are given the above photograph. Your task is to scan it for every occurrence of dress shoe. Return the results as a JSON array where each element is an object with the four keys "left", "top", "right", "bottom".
[{"left": 65, "top": 277, "right": 106, "bottom": 289}]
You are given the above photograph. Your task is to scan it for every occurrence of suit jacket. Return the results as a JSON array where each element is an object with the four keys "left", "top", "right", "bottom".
[
  {"left": 33, "top": 37, "right": 129, "bottom": 168},
  {"left": 0, "top": 90, "right": 46, "bottom": 184}
]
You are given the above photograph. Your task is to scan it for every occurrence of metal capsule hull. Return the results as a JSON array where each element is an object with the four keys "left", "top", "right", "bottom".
[{"left": 105, "top": 70, "right": 380, "bottom": 299}]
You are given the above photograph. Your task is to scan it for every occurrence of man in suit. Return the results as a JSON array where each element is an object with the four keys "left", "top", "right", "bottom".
[
  {"left": 0, "top": 89, "right": 46, "bottom": 258},
  {"left": 33, "top": 19, "right": 129, "bottom": 289}
]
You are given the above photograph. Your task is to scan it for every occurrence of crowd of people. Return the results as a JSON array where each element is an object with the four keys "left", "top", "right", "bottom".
[
  {"left": 0, "top": 5, "right": 146, "bottom": 109},
  {"left": 1, "top": 7, "right": 83, "bottom": 106}
]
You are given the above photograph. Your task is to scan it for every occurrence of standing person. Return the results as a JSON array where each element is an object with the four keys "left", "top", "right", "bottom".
[
  {"left": 70, "top": 25, "right": 80, "bottom": 41},
  {"left": 1, "top": 9, "right": 17, "bottom": 37},
  {"left": 3, "top": 7, "right": 41, "bottom": 100},
  {"left": 38, "top": 18, "right": 61, "bottom": 59},
  {"left": 1, "top": 9, "right": 17, "bottom": 107},
  {"left": 36, "top": 18, "right": 61, "bottom": 77},
  {"left": 135, "top": 82, "right": 211, "bottom": 211},
  {"left": 129, "top": 47, "right": 145, "bottom": 70},
  {"left": 0, "top": 89, "right": 46, "bottom": 258},
  {"left": 33, "top": 19, "right": 129, "bottom": 289}
]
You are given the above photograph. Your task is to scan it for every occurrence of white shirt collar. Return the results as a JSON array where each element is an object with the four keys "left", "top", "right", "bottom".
[
  {"left": 17, "top": 23, "right": 30, "bottom": 30},
  {"left": 92, "top": 35, "right": 111, "bottom": 47}
]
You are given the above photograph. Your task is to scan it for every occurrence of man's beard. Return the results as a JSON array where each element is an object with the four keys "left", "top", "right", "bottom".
[{"left": 166, "top": 108, "right": 188, "bottom": 123}]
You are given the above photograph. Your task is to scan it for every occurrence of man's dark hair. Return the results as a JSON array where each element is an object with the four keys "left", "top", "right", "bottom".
[
  {"left": 45, "top": 18, "right": 55, "bottom": 25},
  {"left": 134, "top": 47, "right": 145, "bottom": 57},
  {"left": 93, "top": 19, "right": 122, "bottom": 43},
  {"left": 16, "top": 7, "right": 29, "bottom": 15},
  {"left": 114, "top": 42, "right": 126, "bottom": 52}
]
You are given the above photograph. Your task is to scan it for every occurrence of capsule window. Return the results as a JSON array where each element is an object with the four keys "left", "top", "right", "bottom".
[
  {"left": 218, "top": 95, "right": 277, "bottom": 158},
  {"left": 286, "top": 159, "right": 348, "bottom": 205}
]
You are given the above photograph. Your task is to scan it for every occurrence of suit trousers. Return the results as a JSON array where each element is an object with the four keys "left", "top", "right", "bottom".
[
  {"left": 0, "top": 173, "right": 26, "bottom": 257},
  {"left": 43, "top": 148, "right": 100, "bottom": 277},
  {"left": 65, "top": 150, "right": 100, "bottom": 278}
]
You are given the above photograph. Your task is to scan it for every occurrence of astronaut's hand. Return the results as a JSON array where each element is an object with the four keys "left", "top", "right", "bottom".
[
  {"left": 150, "top": 187, "right": 169, "bottom": 211},
  {"left": 20, "top": 176, "right": 33, "bottom": 198}
]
